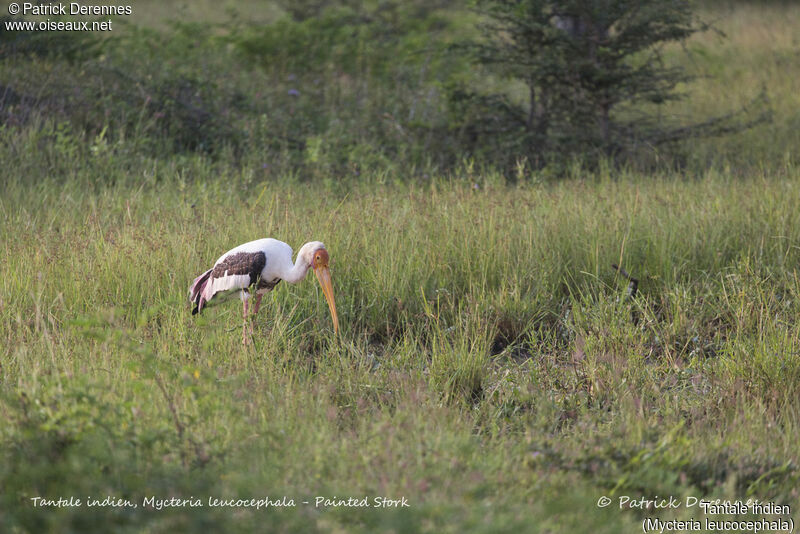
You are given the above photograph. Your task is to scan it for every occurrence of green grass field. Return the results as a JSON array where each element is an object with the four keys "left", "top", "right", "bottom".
[
  {"left": 2, "top": 1, "right": 800, "bottom": 532},
  {"left": 3, "top": 165, "right": 799, "bottom": 531}
]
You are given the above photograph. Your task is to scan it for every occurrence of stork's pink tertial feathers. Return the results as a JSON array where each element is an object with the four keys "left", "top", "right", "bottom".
[{"left": 189, "top": 268, "right": 213, "bottom": 315}]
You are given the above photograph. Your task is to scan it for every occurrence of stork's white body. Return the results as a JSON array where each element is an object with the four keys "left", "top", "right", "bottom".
[
  {"left": 204, "top": 238, "right": 294, "bottom": 303},
  {"left": 213, "top": 238, "right": 292, "bottom": 281},
  {"left": 191, "top": 238, "right": 322, "bottom": 312}
]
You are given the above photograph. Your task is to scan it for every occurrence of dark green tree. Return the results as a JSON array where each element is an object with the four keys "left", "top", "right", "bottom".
[{"left": 452, "top": 0, "right": 768, "bottom": 169}]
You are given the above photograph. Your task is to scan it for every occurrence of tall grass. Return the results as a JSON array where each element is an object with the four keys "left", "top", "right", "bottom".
[{"left": 1, "top": 140, "right": 799, "bottom": 530}]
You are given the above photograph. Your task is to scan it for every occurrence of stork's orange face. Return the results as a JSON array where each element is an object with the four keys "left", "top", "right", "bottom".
[
  {"left": 313, "top": 248, "right": 329, "bottom": 270},
  {"left": 311, "top": 247, "right": 339, "bottom": 335}
]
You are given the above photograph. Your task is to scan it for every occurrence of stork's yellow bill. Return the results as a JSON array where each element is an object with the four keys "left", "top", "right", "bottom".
[{"left": 312, "top": 248, "right": 339, "bottom": 335}]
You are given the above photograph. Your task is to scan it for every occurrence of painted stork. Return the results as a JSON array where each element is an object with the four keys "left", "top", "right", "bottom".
[{"left": 189, "top": 239, "right": 339, "bottom": 344}]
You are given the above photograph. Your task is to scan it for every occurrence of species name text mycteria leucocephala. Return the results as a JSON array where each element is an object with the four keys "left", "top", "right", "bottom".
[{"left": 189, "top": 239, "right": 339, "bottom": 344}]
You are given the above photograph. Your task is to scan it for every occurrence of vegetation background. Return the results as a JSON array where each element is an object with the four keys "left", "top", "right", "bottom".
[{"left": 1, "top": 0, "right": 799, "bottom": 532}]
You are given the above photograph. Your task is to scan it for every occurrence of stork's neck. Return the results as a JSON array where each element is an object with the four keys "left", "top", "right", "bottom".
[{"left": 281, "top": 255, "right": 311, "bottom": 284}]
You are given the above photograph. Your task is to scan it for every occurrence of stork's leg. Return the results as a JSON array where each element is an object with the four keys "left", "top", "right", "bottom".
[
  {"left": 248, "top": 299, "right": 255, "bottom": 337},
  {"left": 242, "top": 297, "right": 250, "bottom": 346},
  {"left": 253, "top": 293, "right": 263, "bottom": 315}
]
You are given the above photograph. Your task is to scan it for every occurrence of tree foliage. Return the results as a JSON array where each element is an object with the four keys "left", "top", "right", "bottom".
[
  {"left": 452, "top": 0, "right": 769, "bottom": 169},
  {"left": 0, "top": 1, "right": 774, "bottom": 177}
]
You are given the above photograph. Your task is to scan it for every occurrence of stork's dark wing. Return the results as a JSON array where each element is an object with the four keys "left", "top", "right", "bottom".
[
  {"left": 192, "top": 251, "right": 267, "bottom": 314},
  {"left": 212, "top": 251, "right": 267, "bottom": 286}
]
